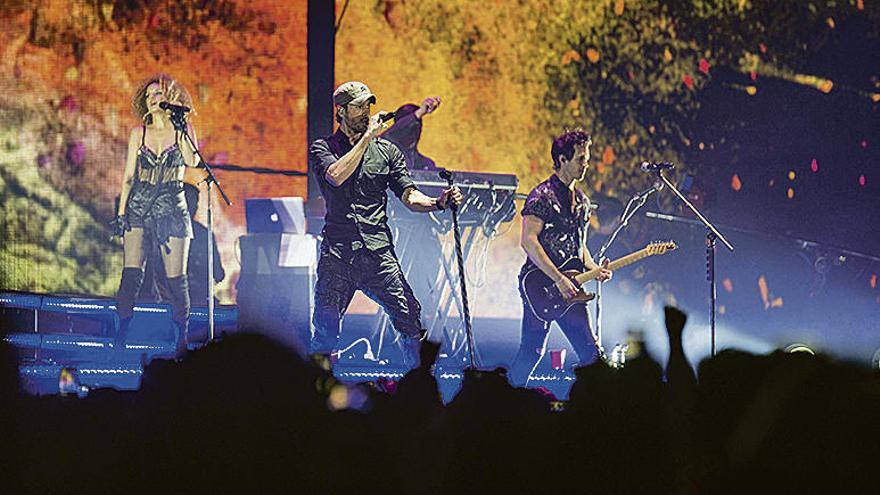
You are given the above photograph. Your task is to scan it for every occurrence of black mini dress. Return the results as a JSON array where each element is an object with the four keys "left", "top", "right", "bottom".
[{"left": 125, "top": 126, "right": 194, "bottom": 251}]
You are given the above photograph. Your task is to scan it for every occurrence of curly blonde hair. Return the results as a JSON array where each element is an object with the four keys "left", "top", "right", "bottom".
[{"left": 131, "top": 73, "right": 196, "bottom": 124}]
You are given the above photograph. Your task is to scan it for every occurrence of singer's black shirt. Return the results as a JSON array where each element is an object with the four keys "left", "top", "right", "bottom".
[
  {"left": 519, "top": 173, "right": 592, "bottom": 277},
  {"left": 309, "top": 129, "right": 416, "bottom": 251}
]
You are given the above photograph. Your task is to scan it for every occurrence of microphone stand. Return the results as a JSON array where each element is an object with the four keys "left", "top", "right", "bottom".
[
  {"left": 169, "top": 111, "right": 232, "bottom": 343},
  {"left": 594, "top": 182, "right": 661, "bottom": 355},
  {"left": 439, "top": 169, "right": 478, "bottom": 370},
  {"left": 653, "top": 168, "right": 733, "bottom": 356}
]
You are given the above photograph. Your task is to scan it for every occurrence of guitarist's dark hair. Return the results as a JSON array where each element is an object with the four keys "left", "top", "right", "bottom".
[{"left": 551, "top": 129, "right": 592, "bottom": 170}]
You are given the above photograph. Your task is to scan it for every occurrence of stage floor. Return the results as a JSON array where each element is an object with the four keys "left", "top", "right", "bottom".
[{"left": 2, "top": 291, "right": 581, "bottom": 402}]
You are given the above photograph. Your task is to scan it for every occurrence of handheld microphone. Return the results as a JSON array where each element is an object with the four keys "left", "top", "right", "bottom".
[
  {"left": 377, "top": 111, "right": 395, "bottom": 123},
  {"left": 640, "top": 161, "right": 674, "bottom": 172},
  {"left": 159, "top": 101, "right": 191, "bottom": 114}
]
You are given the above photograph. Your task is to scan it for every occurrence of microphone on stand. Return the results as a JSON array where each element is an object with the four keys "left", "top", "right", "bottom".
[
  {"left": 640, "top": 161, "right": 674, "bottom": 172},
  {"left": 159, "top": 101, "right": 192, "bottom": 114}
]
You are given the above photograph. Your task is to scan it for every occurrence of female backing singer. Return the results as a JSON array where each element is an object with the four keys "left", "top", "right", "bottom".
[{"left": 111, "top": 74, "right": 200, "bottom": 358}]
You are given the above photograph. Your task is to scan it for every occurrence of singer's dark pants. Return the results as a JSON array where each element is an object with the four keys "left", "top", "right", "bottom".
[
  {"left": 311, "top": 242, "right": 425, "bottom": 356},
  {"left": 509, "top": 285, "right": 599, "bottom": 386}
]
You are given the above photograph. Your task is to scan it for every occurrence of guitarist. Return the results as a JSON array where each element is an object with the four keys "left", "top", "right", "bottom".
[{"left": 510, "top": 130, "right": 612, "bottom": 387}]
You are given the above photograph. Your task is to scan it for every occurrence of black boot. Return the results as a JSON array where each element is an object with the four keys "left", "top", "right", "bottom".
[
  {"left": 172, "top": 319, "right": 188, "bottom": 359},
  {"left": 114, "top": 317, "right": 132, "bottom": 355},
  {"left": 166, "top": 275, "right": 191, "bottom": 359},
  {"left": 115, "top": 267, "right": 144, "bottom": 354}
]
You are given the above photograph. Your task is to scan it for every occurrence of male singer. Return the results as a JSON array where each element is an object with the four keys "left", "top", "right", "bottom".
[{"left": 308, "top": 81, "right": 462, "bottom": 368}]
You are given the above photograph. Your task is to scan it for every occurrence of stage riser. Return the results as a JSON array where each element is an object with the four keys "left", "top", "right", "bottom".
[
  {"left": 3, "top": 292, "right": 576, "bottom": 401},
  {"left": 19, "top": 364, "right": 143, "bottom": 396},
  {"left": 1, "top": 292, "right": 238, "bottom": 344},
  {"left": 15, "top": 362, "right": 575, "bottom": 401}
]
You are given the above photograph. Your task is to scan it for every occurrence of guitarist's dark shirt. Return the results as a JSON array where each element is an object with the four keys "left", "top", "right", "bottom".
[{"left": 520, "top": 174, "right": 591, "bottom": 277}]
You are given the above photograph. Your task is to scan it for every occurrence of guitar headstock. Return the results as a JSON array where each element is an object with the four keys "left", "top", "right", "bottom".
[{"left": 645, "top": 240, "right": 678, "bottom": 255}]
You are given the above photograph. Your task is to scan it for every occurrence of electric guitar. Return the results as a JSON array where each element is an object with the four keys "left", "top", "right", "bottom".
[{"left": 520, "top": 241, "right": 678, "bottom": 322}]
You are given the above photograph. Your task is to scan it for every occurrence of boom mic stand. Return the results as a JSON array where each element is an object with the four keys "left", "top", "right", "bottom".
[
  {"left": 594, "top": 181, "right": 662, "bottom": 354},
  {"left": 653, "top": 165, "right": 733, "bottom": 356},
  {"left": 168, "top": 109, "right": 232, "bottom": 342},
  {"left": 439, "top": 169, "right": 478, "bottom": 369}
]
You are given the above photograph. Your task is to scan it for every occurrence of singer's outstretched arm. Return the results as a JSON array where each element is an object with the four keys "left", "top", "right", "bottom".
[
  {"left": 384, "top": 142, "right": 463, "bottom": 212},
  {"left": 401, "top": 187, "right": 462, "bottom": 212}
]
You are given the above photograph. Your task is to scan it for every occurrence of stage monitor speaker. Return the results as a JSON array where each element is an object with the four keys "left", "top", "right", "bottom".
[{"left": 236, "top": 234, "right": 316, "bottom": 356}]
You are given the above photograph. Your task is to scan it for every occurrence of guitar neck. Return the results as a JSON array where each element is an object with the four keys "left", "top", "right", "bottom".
[{"left": 574, "top": 248, "right": 654, "bottom": 285}]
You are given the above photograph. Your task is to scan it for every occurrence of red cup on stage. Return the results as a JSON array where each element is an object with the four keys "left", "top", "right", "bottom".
[{"left": 550, "top": 349, "right": 567, "bottom": 370}]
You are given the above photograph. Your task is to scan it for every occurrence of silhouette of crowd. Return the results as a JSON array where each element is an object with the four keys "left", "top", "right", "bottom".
[{"left": 1, "top": 306, "right": 878, "bottom": 494}]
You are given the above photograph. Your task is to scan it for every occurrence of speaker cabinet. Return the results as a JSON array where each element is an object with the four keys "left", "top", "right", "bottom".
[{"left": 236, "top": 234, "right": 316, "bottom": 355}]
